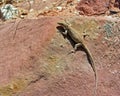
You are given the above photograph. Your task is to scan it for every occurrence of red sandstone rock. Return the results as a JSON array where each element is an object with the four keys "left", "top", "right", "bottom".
[
  {"left": 0, "top": 17, "right": 120, "bottom": 96},
  {"left": 76, "top": 0, "right": 120, "bottom": 15}
]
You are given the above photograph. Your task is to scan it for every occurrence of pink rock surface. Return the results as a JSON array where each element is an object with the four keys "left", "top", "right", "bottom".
[{"left": 0, "top": 17, "right": 120, "bottom": 96}]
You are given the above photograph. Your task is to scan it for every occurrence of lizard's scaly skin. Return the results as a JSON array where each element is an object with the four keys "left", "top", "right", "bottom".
[{"left": 58, "top": 21, "right": 97, "bottom": 96}]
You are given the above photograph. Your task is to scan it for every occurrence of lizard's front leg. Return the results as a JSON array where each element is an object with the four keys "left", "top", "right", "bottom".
[
  {"left": 62, "top": 29, "right": 68, "bottom": 35},
  {"left": 71, "top": 43, "right": 82, "bottom": 53}
]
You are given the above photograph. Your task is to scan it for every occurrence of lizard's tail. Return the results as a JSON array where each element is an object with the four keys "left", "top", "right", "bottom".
[
  {"left": 82, "top": 44, "right": 98, "bottom": 96},
  {"left": 94, "top": 72, "right": 98, "bottom": 96}
]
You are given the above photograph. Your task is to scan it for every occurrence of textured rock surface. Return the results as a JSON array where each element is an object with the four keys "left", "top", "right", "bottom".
[
  {"left": 0, "top": 17, "right": 120, "bottom": 96},
  {"left": 76, "top": 0, "right": 120, "bottom": 15}
]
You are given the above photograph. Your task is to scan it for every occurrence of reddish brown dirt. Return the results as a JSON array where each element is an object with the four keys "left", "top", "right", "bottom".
[
  {"left": 0, "top": 0, "right": 120, "bottom": 17},
  {"left": 76, "top": 0, "right": 120, "bottom": 16}
]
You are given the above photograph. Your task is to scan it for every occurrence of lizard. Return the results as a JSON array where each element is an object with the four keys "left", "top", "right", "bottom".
[{"left": 57, "top": 20, "right": 98, "bottom": 96}]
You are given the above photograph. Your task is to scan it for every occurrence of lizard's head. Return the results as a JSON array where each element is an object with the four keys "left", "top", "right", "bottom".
[{"left": 57, "top": 22, "right": 68, "bottom": 28}]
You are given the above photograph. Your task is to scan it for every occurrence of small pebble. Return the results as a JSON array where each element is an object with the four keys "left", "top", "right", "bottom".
[
  {"left": 77, "top": 0, "right": 81, "bottom": 2},
  {"left": 45, "top": 6, "right": 49, "bottom": 10},
  {"left": 42, "top": 0, "right": 47, "bottom": 2},
  {"left": 56, "top": 6, "right": 63, "bottom": 11},
  {"left": 74, "top": 11, "right": 79, "bottom": 15},
  {"left": 110, "top": 70, "right": 118, "bottom": 74}
]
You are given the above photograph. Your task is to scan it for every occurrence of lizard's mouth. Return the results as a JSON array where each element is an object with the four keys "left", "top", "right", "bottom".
[
  {"left": 57, "top": 22, "right": 68, "bottom": 27},
  {"left": 57, "top": 22, "right": 63, "bottom": 25}
]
